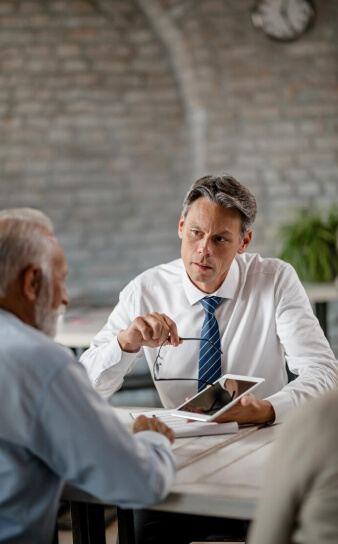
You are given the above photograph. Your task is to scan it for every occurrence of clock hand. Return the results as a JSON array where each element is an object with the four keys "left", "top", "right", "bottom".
[
  {"left": 280, "top": 0, "right": 288, "bottom": 16},
  {"left": 279, "top": 0, "right": 298, "bottom": 34}
]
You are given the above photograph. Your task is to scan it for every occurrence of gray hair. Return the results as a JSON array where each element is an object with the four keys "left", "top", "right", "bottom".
[
  {"left": 182, "top": 174, "right": 257, "bottom": 238},
  {"left": 0, "top": 217, "right": 54, "bottom": 297},
  {"left": 0, "top": 208, "right": 54, "bottom": 233}
]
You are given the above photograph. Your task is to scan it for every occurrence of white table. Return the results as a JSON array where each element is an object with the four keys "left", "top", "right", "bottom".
[
  {"left": 304, "top": 282, "right": 338, "bottom": 301},
  {"left": 116, "top": 408, "right": 275, "bottom": 519},
  {"left": 63, "top": 407, "right": 277, "bottom": 544},
  {"left": 304, "top": 282, "right": 338, "bottom": 339},
  {"left": 55, "top": 307, "right": 111, "bottom": 353}
]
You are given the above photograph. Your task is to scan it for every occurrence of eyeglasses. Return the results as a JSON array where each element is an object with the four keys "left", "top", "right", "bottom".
[{"left": 153, "top": 337, "right": 223, "bottom": 386}]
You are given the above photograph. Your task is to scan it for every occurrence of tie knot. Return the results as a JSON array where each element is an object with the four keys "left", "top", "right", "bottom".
[{"left": 200, "top": 296, "right": 223, "bottom": 315}]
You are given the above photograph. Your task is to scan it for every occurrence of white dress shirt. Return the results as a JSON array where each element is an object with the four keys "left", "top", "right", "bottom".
[
  {"left": 0, "top": 309, "right": 175, "bottom": 544},
  {"left": 80, "top": 253, "right": 338, "bottom": 423}
]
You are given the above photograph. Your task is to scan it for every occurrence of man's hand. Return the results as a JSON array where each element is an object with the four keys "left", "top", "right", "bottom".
[
  {"left": 214, "top": 394, "right": 275, "bottom": 425},
  {"left": 133, "top": 415, "right": 175, "bottom": 444},
  {"left": 117, "top": 312, "right": 180, "bottom": 353}
]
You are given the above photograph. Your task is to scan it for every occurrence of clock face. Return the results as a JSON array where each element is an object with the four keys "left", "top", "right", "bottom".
[{"left": 251, "top": 0, "right": 316, "bottom": 42}]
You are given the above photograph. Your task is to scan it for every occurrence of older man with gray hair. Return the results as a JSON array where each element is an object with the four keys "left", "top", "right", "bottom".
[
  {"left": 0, "top": 206, "right": 54, "bottom": 231},
  {"left": 0, "top": 208, "right": 175, "bottom": 544}
]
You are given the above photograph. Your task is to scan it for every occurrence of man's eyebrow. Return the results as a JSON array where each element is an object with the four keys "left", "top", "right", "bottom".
[
  {"left": 213, "top": 229, "right": 234, "bottom": 236},
  {"left": 214, "top": 230, "right": 233, "bottom": 236},
  {"left": 188, "top": 223, "right": 234, "bottom": 236}
]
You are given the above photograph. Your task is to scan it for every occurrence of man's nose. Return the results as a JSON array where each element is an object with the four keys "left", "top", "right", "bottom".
[{"left": 198, "top": 237, "right": 211, "bottom": 255}]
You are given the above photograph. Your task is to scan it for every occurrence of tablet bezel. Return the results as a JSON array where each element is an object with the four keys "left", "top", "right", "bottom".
[{"left": 170, "top": 373, "right": 265, "bottom": 422}]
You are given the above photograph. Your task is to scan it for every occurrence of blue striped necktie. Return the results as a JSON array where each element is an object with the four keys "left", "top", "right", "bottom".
[{"left": 198, "top": 296, "right": 223, "bottom": 391}]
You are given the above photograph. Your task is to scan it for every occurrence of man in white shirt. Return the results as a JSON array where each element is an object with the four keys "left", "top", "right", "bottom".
[
  {"left": 81, "top": 173, "right": 338, "bottom": 426},
  {"left": 0, "top": 211, "right": 175, "bottom": 544},
  {"left": 82, "top": 173, "right": 337, "bottom": 544}
]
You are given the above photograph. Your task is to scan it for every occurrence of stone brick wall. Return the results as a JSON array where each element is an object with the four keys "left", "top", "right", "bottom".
[{"left": 0, "top": 0, "right": 337, "bottom": 350}]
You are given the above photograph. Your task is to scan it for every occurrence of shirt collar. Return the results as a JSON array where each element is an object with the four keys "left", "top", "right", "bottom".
[{"left": 182, "top": 258, "right": 240, "bottom": 306}]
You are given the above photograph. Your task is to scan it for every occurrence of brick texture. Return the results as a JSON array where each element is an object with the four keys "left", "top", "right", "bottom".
[{"left": 0, "top": 0, "right": 337, "bottom": 351}]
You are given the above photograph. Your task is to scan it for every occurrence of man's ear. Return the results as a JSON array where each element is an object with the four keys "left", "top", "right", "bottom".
[
  {"left": 237, "top": 230, "right": 252, "bottom": 254},
  {"left": 178, "top": 213, "right": 184, "bottom": 239},
  {"left": 22, "top": 265, "right": 42, "bottom": 302}
]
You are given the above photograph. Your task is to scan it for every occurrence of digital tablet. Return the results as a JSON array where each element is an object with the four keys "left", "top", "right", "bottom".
[{"left": 169, "top": 373, "right": 265, "bottom": 422}]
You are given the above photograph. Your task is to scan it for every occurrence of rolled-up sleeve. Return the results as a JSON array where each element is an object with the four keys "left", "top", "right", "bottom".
[{"left": 31, "top": 360, "right": 175, "bottom": 508}]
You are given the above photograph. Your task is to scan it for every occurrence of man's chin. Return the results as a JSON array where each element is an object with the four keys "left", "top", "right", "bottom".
[
  {"left": 187, "top": 271, "right": 214, "bottom": 290},
  {"left": 35, "top": 311, "right": 59, "bottom": 338},
  {"left": 40, "top": 321, "right": 58, "bottom": 338}
]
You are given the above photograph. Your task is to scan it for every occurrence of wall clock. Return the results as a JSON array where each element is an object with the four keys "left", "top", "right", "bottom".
[{"left": 251, "top": 0, "right": 316, "bottom": 42}]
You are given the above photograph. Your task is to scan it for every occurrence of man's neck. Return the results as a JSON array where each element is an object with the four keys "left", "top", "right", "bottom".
[{"left": 0, "top": 291, "right": 36, "bottom": 329}]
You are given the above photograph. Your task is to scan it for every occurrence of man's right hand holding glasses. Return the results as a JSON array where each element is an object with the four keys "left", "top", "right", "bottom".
[{"left": 117, "top": 312, "right": 181, "bottom": 353}]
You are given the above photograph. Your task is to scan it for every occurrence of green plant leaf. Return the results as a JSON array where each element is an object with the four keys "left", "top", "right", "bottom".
[{"left": 278, "top": 207, "right": 338, "bottom": 283}]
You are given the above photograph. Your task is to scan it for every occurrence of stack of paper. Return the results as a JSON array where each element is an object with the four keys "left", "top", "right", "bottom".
[{"left": 130, "top": 410, "right": 238, "bottom": 438}]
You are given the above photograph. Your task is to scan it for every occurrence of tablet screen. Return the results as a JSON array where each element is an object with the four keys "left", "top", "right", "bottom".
[{"left": 177, "top": 376, "right": 258, "bottom": 416}]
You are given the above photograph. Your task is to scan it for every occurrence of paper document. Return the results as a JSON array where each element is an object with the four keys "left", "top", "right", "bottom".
[{"left": 130, "top": 410, "right": 238, "bottom": 438}]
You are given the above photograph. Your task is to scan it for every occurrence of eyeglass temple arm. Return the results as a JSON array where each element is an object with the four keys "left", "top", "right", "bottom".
[
  {"left": 161, "top": 336, "right": 223, "bottom": 355},
  {"left": 178, "top": 337, "right": 223, "bottom": 355}
]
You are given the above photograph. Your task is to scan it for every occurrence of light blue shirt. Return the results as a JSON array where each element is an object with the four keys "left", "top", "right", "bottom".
[{"left": 0, "top": 309, "right": 175, "bottom": 544}]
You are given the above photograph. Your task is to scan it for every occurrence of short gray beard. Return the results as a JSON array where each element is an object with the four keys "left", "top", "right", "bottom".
[{"left": 34, "top": 278, "right": 61, "bottom": 338}]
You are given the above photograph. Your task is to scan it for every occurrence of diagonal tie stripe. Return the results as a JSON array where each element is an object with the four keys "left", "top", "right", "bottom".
[{"left": 198, "top": 296, "right": 223, "bottom": 391}]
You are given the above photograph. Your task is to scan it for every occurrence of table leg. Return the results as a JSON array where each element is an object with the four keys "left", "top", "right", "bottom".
[
  {"left": 315, "top": 301, "right": 328, "bottom": 339},
  {"left": 117, "top": 507, "right": 135, "bottom": 544},
  {"left": 70, "top": 502, "right": 106, "bottom": 544},
  {"left": 52, "top": 523, "right": 59, "bottom": 544}
]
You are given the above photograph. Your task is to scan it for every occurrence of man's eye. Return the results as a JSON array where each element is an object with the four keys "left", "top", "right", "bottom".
[
  {"left": 216, "top": 237, "right": 228, "bottom": 243},
  {"left": 191, "top": 230, "right": 200, "bottom": 236}
]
